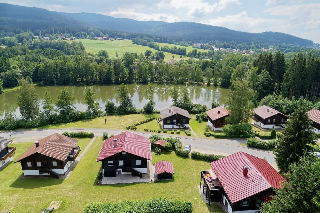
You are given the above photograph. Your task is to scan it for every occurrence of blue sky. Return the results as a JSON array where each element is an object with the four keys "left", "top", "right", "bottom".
[{"left": 2, "top": 0, "right": 320, "bottom": 43}]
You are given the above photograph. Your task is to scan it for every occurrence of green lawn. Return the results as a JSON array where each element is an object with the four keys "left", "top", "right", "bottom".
[
  {"left": 189, "top": 115, "right": 208, "bottom": 138},
  {"left": 0, "top": 138, "right": 224, "bottom": 213},
  {"left": 76, "top": 39, "right": 187, "bottom": 61},
  {"left": 136, "top": 119, "right": 162, "bottom": 132},
  {"left": 37, "top": 114, "right": 157, "bottom": 130}
]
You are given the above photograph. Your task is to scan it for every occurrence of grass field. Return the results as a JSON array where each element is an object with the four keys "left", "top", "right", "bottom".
[
  {"left": 76, "top": 39, "right": 187, "bottom": 61},
  {"left": 0, "top": 138, "right": 224, "bottom": 213},
  {"left": 189, "top": 115, "right": 209, "bottom": 138}
]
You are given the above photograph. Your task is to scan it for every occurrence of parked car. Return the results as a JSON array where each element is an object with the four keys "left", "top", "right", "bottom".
[{"left": 184, "top": 145, "right": 191, "bottom": 152}]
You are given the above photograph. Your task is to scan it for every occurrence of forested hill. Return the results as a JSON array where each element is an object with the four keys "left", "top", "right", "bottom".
[
  {"left": 0, "top": 3, "right": 315, "bottom": 47},
  {"left": 0, "top": 3, "right": 90, "bottom": 35}
]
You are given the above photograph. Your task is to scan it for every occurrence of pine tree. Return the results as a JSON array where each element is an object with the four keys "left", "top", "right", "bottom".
[{"left": 275, "top": 99, "right": 316, "bottom": 173}]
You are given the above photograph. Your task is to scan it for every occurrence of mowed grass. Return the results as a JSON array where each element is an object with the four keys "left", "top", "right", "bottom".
[
  {"left": 37, "top": 114, "right": 157, "bottom": 130},
  {"left": 189, "top": 115, "right": 208, "bottom": 138},
  {"left": 0, "top": 138, "right": 224, "bottom": 213},
  {"left": 76, "top": 39, "right": 186, "bottom": 61}
]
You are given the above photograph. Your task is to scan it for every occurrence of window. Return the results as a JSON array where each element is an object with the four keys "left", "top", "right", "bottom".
[
  {"left": 281, "top": 119, "right": 284, "bottom": 123},
  {"left": 173, "top": 119, "right": 176, "bottom": 124},
  {"left": 36, "top": 162, "right": 41, "bottom": 167},
  {"left": 241, "top": 198, "right": 250, "bottom": 206},
  {"left": 52, "top": 161, "right": 57, "bottom": 167},
  {"left": 268, "top": 119, "right": 271, "bottom": 123},
  {"left": 119, "top": 160, "right": 123, "bottom": 166},
  {"left": 166, "top": 119, "right": 170, "bottom": 124},
  {"left": 183, "top": 119, "right": 186, "bottom": 123},
  {"left": 27, "top": 162, "right": 32, "bottom": 167},
  {"left": 108, "top": 160, "right": 114, "bottom": 165},
  {"left": 256, "top": 197, "right": 262, "bottom": 206},
  {"left": 136, "top": 160, "right": 141, "bottom": 166},
  {"left": 273, "top": 119, "right": 276, "bottom": 123}
]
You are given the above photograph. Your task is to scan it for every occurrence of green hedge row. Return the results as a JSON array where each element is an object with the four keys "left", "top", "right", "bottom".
[
  {"left": 204, "top": 132, "right": 228, "bottom": 138},
  {"left": 246, "top": 138, "right": 278, "bottom": 150},
  {"left": 191, "top": 152, "right": 223, "bottom": 162},
  {"left": 255, "top": 129, "right": 277, "bottom": 140},
  {"left": 223, "top": 124, "right": 254, "bottom": 138},
  {"left": 126, "top": 117, "right": 156, "bottom": 130},
  {"left": 175, "top": 149, "right": 190, "bottom": 158},
  {"left": 62, "top": 131, "right": 94, "bottom": 138},
  {"left": 84, "top": 198, "right": 192, "bottom": 213}
]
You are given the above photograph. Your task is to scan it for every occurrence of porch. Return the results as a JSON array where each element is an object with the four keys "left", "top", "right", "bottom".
[
  {"left": 200, "top": 170, "right": 223, "bottom": 205},
  {"left": 67, "top": 146, "right": 81, "bottom": 161},
  {"left": 101, "top": 160, "right": 154, "bottom": 185}
]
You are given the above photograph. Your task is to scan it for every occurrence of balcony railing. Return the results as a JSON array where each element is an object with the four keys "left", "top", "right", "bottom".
[
  {"left": 68, "top": 146, "right": 81, "bottom": 161},
  {"left": 0, "top": 147, "right": 16, "bottom": 161}
]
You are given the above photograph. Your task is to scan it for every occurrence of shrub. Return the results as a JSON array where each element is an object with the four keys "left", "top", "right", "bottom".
[
  {"left": 223, "top": 124, "right": 253, "bottom": 138},
  {"left": 171, "top": 131, "right": 175, "bottom": 134},
  {"left": 157, "top": 130, "right": 162, "bottom": 133},
  {"left": 62, "top": 131, "right": 94, "bottom": 138},
  {"left": 271, "top": 129, "right": 276, "bottom": 139},
  {"left": 247, "top": 138, "right": 277, "bottom": 150},
  {"left": 103, "top": 132, "right": 108, "bottom": 140},
  {"left": 105, "top": 101, "right": 117, "bottom": 115},
  {"left": 175, "top": 149, "right": 189, "bottom": 158},
  {"left": 191, "top": 152, "right": 223, "bottom": 162},
  {"left": 165, "top": 142, "right": 173, "bottom": 151},
  {"left": 196, "top": 112, "right": 207, "bottom": 122},
  {"left": 176, "top": 130, "right": 180, "bottom": 134},
  {"left": 212, "top": 133, "right": 227, "bottom": 138},
  {"left": 204, "top": 132, "right": 211, "bottom": 137},
  {"left": 191, "top": 104, "right": 207, "bottom": 114},
  {"left": 84, "top": 198, "right": 193, "bottom": 213},
  {"left": 163, "top": 130, "right": 167, "bottom": 133},
  {"left": 185, "top": 130, "right": 191, "bottom": 136}
]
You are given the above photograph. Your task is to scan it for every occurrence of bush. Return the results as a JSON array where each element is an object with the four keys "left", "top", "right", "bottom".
[
  {"left": 165, "top": 142, "right": 173, "bottom": 151},
  {"left": 176, "top": 130, "right": 180, "bottom": 134},
  {"left": 62, "top": 131, "right": 94, "bottom": 138},
  {"left": 212, "top": 133, "right": 227, "bottom": 138},
  {"left": 103, "top": 132, "right": 108, "bottom": 140},
  {"left": 204, "top": 132, "right": 211, "bottom": 137},
  {"left": 223, "top": 124, "right": 253, "bottom": 138},
  {"left": 175, "top": 149, "right": 189, "bottom": 158},
  {"left": 191, "top": 104, "right": 207, "bottom": 114},
  {"left": 105, "top": 101, "right": 117, "bottom": 115},
  {"left": 191, "top": 152, "right": 223, "bottom": 162},
  {"left": 171, "top": 131, "right": 175, "bottom": 134},
  {"left": 84, "top": 198, "right": 192, "bottom": 213},
  {"left": 247, "top": 138, "right": 278, "bottom": 150},
  {"left": 163, "top": 130, "right": 167, "bottom": 133},
  {"left": 271, "top": 129, "right": 276, "bottom": 139},
  {"left": 185, "top": 130, "right": 191, "bottom": 136},
  {"left": 196, "top": 112, "right": 207, "bottom": 122}
]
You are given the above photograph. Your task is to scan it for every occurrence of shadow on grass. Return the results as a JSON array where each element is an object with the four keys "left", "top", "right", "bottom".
[{"left": 10, "top": 174, "right": 64, "bottom": 189}]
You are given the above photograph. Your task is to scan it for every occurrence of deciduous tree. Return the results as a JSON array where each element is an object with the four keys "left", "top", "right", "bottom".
[
  {"left": 56, "top": 87, "right": 75, "bottom": 119},
  {"left": 17, "top": 78, "right": 39, "bottom": 120}
]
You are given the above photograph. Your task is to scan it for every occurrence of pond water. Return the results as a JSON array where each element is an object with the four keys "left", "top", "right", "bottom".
[{"left": 0, "top": 84, "right": 230, "bottom": 118}]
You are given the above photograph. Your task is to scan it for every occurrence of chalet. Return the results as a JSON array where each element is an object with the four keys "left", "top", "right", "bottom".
[
  {"left": 160, "top": 106, "right": 191, "bottom": 129},
  {"left": 0, "top": 137, "right": 16, "bottom": 169},
  {"left": 117, "top": 38, "right": 124, "bottom": 40},
  {"left": 307, "top": 109, "right": 320, "bottom": 134},
  {"left": 15, "top": 133, "right": 79, "bottom": 178},
  {"left": 206, "top": 106, "right": 230, "bottom": 131},
  {"left": 154, "top": 160, "right": 174, "bottom": 180},
  {"left": 33, "top": 36, "right": 39, "bottom": 39},
  {"left": 253, "top": 105, "right": 287, "bottom": 129},
  {"left": 97, "top": 132, "right": 151, "bottom": 178},
  {"left": 201, "top": 152, "right": 285, "bottom": 212},
  {"left": 154, "top": 140, "right": 167, "bottom": 150}
]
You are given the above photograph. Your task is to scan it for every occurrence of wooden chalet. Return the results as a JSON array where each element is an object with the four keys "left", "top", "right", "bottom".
[
  {"left": 154, "top": 160, "right": 174, "bottom": 180},
  {"left": 160, "top": 106, "right": 191, "bottom": 129},
  {"left": 206, "top": 107, "right": 230, "bottom": 131},
  {"left": 253, "top": 105, "right": 287, "bottom": 129},
  {"left": 0, "top": 137, "right": 16, "bottom": 169},
  {"left": 15, "top": 133, "right": 79, "bottom": 178},
  {"left": 307, "top": 109, "right": 320, "bottom": 134},
  {"left": 97, "top": 132, "right": 151, "bottom": 178},
  {"left": 201, "top": 152, "right": 285, "bottom": 212}
]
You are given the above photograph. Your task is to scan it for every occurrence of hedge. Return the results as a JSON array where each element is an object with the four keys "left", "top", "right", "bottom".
[
  {"left": 103, "top": 132, "right": 108, "bottom": 140},
  {"left": 246, "top": 138, "right": 278, "bottom": 150},
  {"left": 223, "top": 124, "right": 253, "bottom": 138},
  {"left": 84, "top": 198, "right": 192, "bottom": 213},
  {"left": 185, "top": 130, "right": 191, "bottom": 136},
  {"left": 191, "top": 152, "right": 223, "bottom": 162},
  {"left": 175, "top": 149, "right": 189, "bottom": 158},
  {"left": 62, "top": 131, "right": 94, "bottom": 138},
  {"left": 125, "top": 117, "right": 156, "bottom": 130}
]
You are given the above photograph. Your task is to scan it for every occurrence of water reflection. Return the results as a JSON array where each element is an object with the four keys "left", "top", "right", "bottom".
[{"left": 0, "top": 84, "right": 230, "bottom": 118}]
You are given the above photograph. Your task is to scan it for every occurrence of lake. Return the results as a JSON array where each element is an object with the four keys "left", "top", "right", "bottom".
[{"left": 0, "top": 84, "right": 230, "bottom": 118}]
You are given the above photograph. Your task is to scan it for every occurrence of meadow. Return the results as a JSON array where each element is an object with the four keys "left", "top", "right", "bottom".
[{"left": 0, "top": 138, "right": 224, "bottom": 213}]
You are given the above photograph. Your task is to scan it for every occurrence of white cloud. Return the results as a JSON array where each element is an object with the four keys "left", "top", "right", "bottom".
[
  {"left": 157, "top": 0, "right": 240, "bottom": 17},
  {"left": 108, "top": 8, "right": 179, "bottom": 22}
]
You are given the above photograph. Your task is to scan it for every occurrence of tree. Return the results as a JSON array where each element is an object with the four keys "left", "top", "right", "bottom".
[
  {"left": 117, "top": 84, "right": 135, "bottom": 115},
  {"left": 42, "top": 89, "right": 54, "bottom": 119},
  {"left": 143, "top": 83, "right": 155, "bottom": 114},
  {"left": 17, "top": 78, "right": 39, "bottom": 120},
  {"left": 105, "top": 101, "right": 116, "bottom": 115},
  {"left": 171, "top": 87, "right": 180, "bottom": 107},
  {"left": 211, "top": 101, "right": 219, "bottom": 109},
  {"left": 85, "top": 87, "right": 101, "bottom": 117},
  {"left": 56, "top": 87, "right": 75, "bottom": 119},
  {"left": 0, "top": 80, "right": 3, "bottom": 94},
  {"left": 262, "top": 156, "right": 320, "bottom": 213},
  {"left": 275, "top": 100, "right": 316, "bottom": 173},
  {"left": 180, "top": 87, "right": 193, "bottom": 111},
  {"left": 145, "top": 50, "right": 152, "bottom": 59},
  {"left": 226, "top": 80, "right": 254, "bottom": 124},
  {"left": 256, "top": 69, "right": 273, "bottom": 101}
]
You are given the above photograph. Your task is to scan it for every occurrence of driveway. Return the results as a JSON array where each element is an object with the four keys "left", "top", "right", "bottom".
[{"left": 0, "top": 128, "right": 276, "bottom": 165}]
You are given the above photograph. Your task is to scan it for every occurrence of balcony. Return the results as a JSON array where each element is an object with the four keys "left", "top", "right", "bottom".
[
  {"left": 0, "top": 147, "right": 16, "bottom": 161},
  {"left": 68, "top": 146, "right": 81, "bottom": 161}
]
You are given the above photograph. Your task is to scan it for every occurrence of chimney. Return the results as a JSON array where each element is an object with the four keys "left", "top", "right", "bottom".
[
  {"left": 243, "top": 166, "right": 249, "bottom": 176},
  {"left": 169, "top": 109, "right": 171, "bottom": 113},
  {"left": 218, "top": 110, "right": 220, "bottom": 114},
  {"left": 267, "top": 109, "right": 269, "bottom": 112},
  {"left": 35, "top": 141, "right": 39, "bottom": 148},
  {"left": 113, "top": 138, "right": 118, "bottom": 148}
]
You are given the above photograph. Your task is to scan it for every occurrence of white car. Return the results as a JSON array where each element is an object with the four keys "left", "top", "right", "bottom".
[{"left": 184, "top": 145, "right": 191, "bottom": 152}]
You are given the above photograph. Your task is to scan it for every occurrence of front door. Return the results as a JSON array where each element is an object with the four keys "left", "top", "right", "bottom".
[{"left": 123, "top": 157, "right": 132, "bottom": 172}]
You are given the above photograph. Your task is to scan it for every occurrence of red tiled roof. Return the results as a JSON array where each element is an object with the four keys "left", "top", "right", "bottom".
[
  {"left": 16, "top": 133, "right": 78, "bottom": 162},
  {"left": 154, "top": 160, "right": 174, "bottom": 174},
  {"left": 307, "top": 109, "right": 320, "bottom": 125},
  {"left": 154, "top": 140, "right": 167, "bottom": 147},
  {"left": 254, "top": 105, "right": 287, "bottom": 119},
  {"left": 160, "top": 106, "right": 191, "bottom": 120},
  {"left": 206, "top": 107, "right": 230, "bottom": 121},
  {"left": 97, "top": 132, "right": 151, "bottom": 161},
  {"left": 210, "top": 151, "right": 285, "bottom": 204}
]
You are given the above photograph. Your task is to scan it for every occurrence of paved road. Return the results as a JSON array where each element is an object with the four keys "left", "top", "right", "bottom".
[{"left": 0, "top": 128, "right": 276, "bottom": 164}]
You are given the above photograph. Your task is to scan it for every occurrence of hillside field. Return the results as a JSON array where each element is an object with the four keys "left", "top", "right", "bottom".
[{"left": 75, "top": 39, "right": 188, "bottom": 61}]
